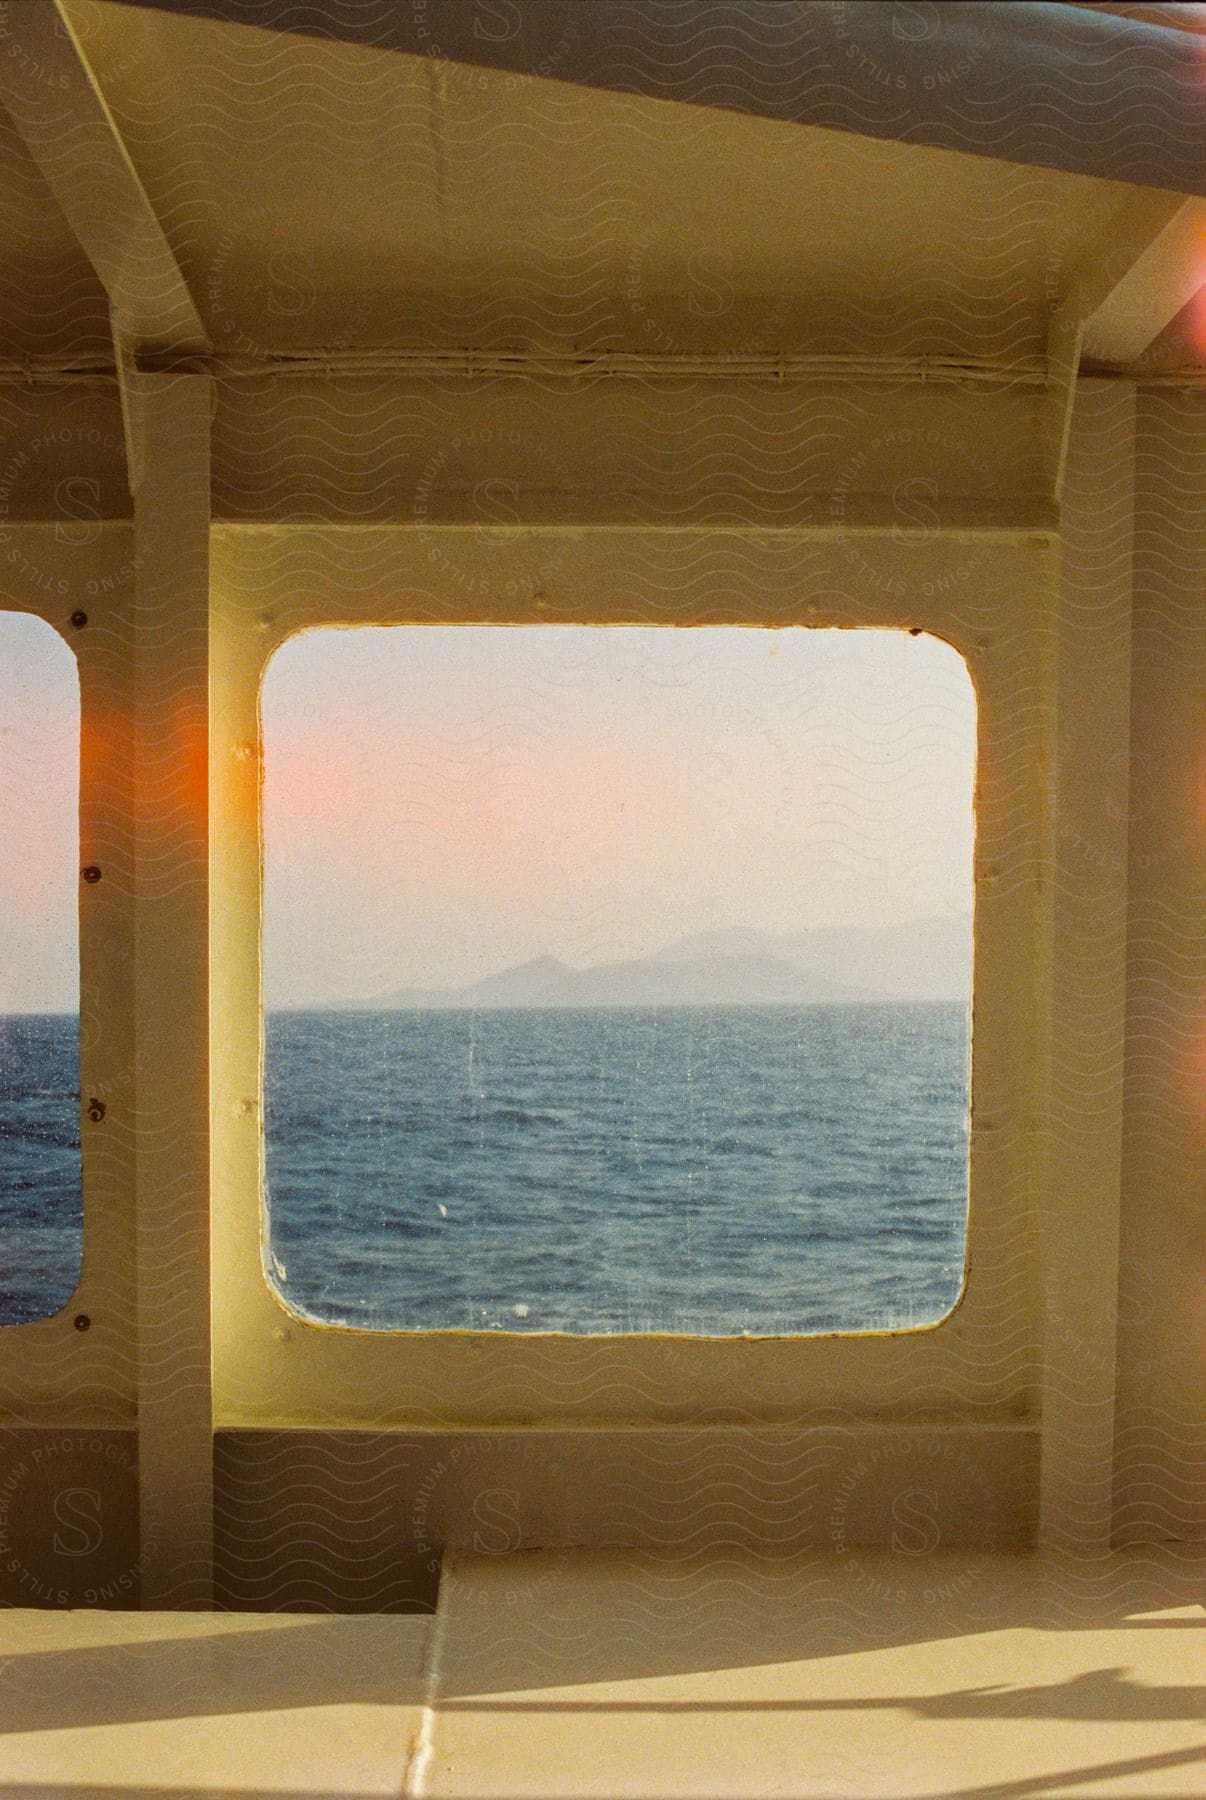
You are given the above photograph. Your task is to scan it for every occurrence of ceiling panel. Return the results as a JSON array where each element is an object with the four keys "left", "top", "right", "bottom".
[{"left": 57, "top": 2, "right": 1177, "bottom": 365}]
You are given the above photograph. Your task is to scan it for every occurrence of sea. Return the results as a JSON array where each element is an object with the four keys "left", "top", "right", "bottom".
[
  {"left": 2, "top": 1004, "right": 970, "bottom": 1334},
  {"left": 0, "top": 1012, "right": 83, "bottom": 1325}
]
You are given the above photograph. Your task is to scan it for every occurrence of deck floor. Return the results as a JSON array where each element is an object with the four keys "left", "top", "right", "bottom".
[{"left": 0, "top": 1547, "right": 1202, "bottom": 1798}]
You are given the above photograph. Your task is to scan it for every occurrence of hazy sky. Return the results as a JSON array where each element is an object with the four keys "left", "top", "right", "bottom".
[
  {"left": 0, "top": 613, "right": 79, "bottom": 1014},
  {"left": 262, "top": 626, "right": 975, "bottom": 1008},
  {"left": 0, "top": 617, "right": 976, "bottom": 1013}
]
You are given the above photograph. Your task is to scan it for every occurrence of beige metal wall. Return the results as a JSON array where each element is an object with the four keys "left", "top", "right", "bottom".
[{"left": 0, "top": 374, "right": 1200, "bottom": 1610}]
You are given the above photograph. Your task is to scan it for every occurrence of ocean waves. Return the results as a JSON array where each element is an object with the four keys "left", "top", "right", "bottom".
[{"left": 264, "top": 1002, "right": 970, "bottom": 1336}]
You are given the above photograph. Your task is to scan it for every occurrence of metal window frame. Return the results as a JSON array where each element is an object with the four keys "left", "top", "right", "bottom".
[
  {"left": 210, "top": 522, "right": 1055, "bottom": 1437},
  {"left": 0, "top": 547, "right": 137, "bottom": 1428}
]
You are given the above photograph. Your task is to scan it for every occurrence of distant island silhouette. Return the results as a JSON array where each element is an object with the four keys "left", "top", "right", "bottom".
[{"left": 299, "top": 915, "right": 972, "bottom": 1012}]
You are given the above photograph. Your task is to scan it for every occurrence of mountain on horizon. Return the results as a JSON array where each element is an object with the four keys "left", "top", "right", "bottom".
[
  {"left": 655, "top": 915, "right": 972, "bottom": 1003},
  {"left": 308, "top": 914, "right": 972, "bottom": 1013}
]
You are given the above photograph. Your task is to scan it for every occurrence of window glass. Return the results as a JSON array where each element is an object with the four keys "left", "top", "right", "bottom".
[
  {"left": 262, "top": 626, "right": 975, "bottom": 1334},
  {"left": 0, "top": 613, "right": 81, "bottom": 1324}
]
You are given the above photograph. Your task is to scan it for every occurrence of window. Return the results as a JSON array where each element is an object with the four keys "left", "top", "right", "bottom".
[
  {"left": 260, "top": 625, "right": 975, "bottom": 1336},
  {"left": 0, "top": 613, "right": 81, "bottom": 1324}
]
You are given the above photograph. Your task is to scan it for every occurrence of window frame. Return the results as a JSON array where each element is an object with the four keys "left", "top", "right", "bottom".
[
  {"left": 210, "top": 522, "right": 1055, "bottom": 1433},
  {"left": 0, "top": 557, "right": 138, "bottom": 1427}
]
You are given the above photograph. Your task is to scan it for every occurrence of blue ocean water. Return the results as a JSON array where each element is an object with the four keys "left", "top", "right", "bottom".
[
  {"left": 265, "top": 1003, "right": 970, "bottom": 1334},
  {"left": 0, "top": 1013, "right": 82, "bottom": 1325},
  {"left": 0, "top": 1005, "right": 970, "bottom": 1333}
]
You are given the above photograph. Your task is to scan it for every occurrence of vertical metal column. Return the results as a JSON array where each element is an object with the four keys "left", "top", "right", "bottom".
[
  {"left": 1039, "top": 378, "right": 1135, "bottom": 1552},
  {"left": 132, "top": 372, "right": 213, "bottom": 1607}
]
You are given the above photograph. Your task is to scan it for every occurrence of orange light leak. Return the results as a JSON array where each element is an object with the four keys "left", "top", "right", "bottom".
[
  {"left": 265, "top": 719, "right": 645, "bottom": 890},
  {"left": 80, "top": 694, "right": 208, "bottom": 841},
  {"left": 78, "top": 700, "right": 130, "bottom": 808},
  {"left": 264, "top": 721, "right": 374, "bottom": 840},
  {"left": 1190, "top": 274, "right": 1206, "bottom": 360},
  {"left": 131, "top": 699, "right": 208, "bottom": 843},
  {"left": 1185, "top": 214, "right": 1206, "bottom": 356}
]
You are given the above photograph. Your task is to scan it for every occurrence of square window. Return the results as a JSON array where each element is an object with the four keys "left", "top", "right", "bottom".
[{"left": 261, "top": 626, "right": 975, "bottom": 1335}]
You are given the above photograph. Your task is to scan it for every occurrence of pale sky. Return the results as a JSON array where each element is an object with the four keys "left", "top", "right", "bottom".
[
  {"left": 0, "top": 617, "right": 976, "bottom": 1013},
  {"left": 262, "top": 625, "right": 976, "bottom": 1008},
  {"left": 0, "top": 613, "right": 79, "bottom": 1014}
]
